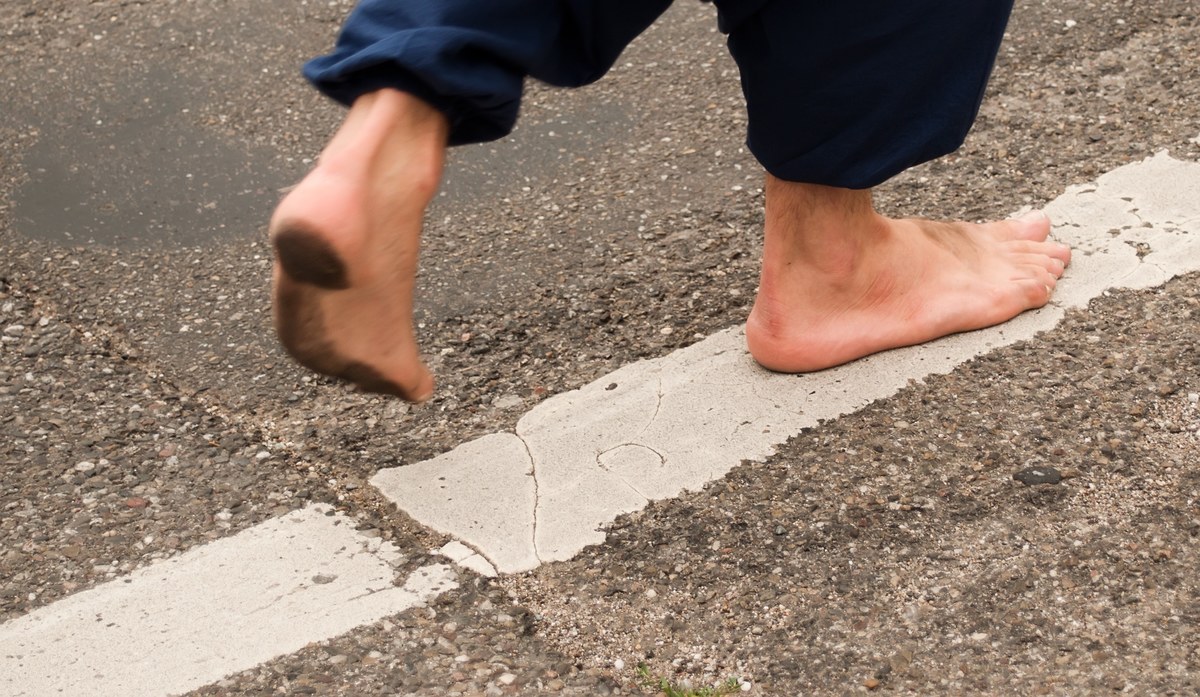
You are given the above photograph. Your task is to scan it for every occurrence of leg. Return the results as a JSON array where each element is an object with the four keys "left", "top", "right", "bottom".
[
  {"left": 745, "top": 179, "right": 1070, "bottom": 372},
  {"left": 274, "top": 0, "right": 671, "bottom": 399},
  {"left": 714, "top": 0, "right": 1070, "bottom": 369}
]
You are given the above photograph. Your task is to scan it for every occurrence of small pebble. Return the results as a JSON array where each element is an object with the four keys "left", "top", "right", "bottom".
[
  {"left": 1013, "top": 466, "right": 1063, "bottom": 486},
  {"left": 494, "top": 394, "right": 523, "bottom": 409}
]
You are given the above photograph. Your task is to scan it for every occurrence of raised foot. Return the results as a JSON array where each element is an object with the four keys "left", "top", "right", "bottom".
[
  {"left": 268, "top": 88, "right": 447, "bottom": 401},
  {"left": 745, "top": 212, "right": 1072, "bottom": 373}
]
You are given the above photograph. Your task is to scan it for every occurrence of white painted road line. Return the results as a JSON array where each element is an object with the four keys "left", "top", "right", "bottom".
[
  {"left": 5, "top": 152, "right": 1196, "bottom": 695},
  {"left": 372, "top": 151, "right": 1200, "bottom": 574},
  {"left": 0, "top": 505, "right": 457, "bottom": 697}
]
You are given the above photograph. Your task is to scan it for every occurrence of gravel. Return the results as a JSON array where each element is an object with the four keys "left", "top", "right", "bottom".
[
  {"left": 2, "top": 0, "right": 1199, "bottom": 694},
  {"left": 0, "top": 268, "right": 311, "bottom": 620},
  {"left": 507, "top": 276, "right": 1200, "bottom": 694}
]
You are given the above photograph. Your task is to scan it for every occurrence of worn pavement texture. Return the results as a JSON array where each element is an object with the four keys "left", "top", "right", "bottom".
[{"left": 2, "top": 0, "right": 1199, "bottom": 694}]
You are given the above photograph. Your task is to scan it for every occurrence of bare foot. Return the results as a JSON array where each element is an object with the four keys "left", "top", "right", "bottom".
[
  {"left": 269, "top": 89, "right": 448, "bottom": 401},
  {"left": 745, "top": 178, "right": 1072, "bottom": 373}
]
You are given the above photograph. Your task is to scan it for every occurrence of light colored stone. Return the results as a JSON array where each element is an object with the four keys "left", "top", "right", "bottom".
[{"left": 493, "top": 394, "right": 524, "bottom": 409}]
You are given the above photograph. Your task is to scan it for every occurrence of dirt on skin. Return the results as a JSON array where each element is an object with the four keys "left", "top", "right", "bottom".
[{"left": 1, "top": 0, "right": 1200, "bottom": 695}]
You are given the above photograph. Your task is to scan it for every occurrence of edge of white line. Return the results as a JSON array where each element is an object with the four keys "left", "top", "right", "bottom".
[
  {"left": 0, "top": 504, "right": 458, "bottom": 697},
  {"left": 374, "top": 150, "right": 1200, "bottom": 574}
]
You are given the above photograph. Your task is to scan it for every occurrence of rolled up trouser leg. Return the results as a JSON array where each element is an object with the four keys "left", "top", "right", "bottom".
[
  {"left": 717, "top": 0, "right": 1015, "bottom": 189},
  {"left": 303, "top": 0, "right": 673, "bottom": 146}
]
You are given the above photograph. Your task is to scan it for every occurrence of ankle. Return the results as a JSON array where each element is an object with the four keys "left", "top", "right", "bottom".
[
  {"left": 762, "top": 176, "right": 890, "bottom": 280},
  {"left": 316, "top": 89, "right": 448, "bottom": 193}
]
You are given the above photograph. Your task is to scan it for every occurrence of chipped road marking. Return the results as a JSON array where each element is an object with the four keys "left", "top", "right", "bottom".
[
  {"left": 372, "top": 151, "right": 1200, "bottom": 573},
  {"left": 0, "top": 505, "right": 457, "bottom": 697}
]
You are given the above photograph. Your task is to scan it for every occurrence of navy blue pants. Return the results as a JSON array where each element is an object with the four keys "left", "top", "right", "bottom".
[{"left": 304, "top": 0, "right": 1014, "bottom": 189}]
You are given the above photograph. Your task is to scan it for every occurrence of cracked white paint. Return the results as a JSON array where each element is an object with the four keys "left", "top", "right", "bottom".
[
  {"left": 437, "top": 540, "right": 498, "bottom": 577},
  {"left": 371, "top": 151, "right": 1200, "bottom": 574},
  {"left": 372, "top": 432, "right": 540, "bottom": 572},
  {"left": 0, "top": 505, "right": 457, "bottom": 697}
]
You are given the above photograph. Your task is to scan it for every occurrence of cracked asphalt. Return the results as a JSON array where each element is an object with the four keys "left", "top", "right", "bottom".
[{"left": 3, "top": 0, "right": 1200, "bottom": 694}]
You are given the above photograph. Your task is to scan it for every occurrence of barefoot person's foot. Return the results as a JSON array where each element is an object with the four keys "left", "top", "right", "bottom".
[
  {"left": 269, "top": 89, "right": 448, "bottom": 401},
  {"left": 746, "top": 177, "right": 1072, "bottom": 373}
]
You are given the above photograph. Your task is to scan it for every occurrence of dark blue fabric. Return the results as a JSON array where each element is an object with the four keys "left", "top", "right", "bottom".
[
  {"left": 304, "top": 0, "right": 1013, "bottom": 188},
  {"left": 304, "top": 0, "right": 672, "bottom": 145},
  {"left": 723, "top": 0, "right": 1014, "bottom": 187}
]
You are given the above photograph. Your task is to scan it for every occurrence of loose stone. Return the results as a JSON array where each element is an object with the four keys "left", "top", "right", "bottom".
[{"left": 1013, "top": 466, "right": 1063, "bottom": 486}]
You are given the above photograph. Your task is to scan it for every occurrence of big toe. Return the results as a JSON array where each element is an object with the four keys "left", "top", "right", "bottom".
[{"left": 1006, "top": 211, "right": 1053, "bottom": 242}]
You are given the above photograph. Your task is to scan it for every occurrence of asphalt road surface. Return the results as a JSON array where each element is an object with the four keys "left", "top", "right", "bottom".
[{"left": 2, "top": 0, "right": 1200, "bottom": 694}]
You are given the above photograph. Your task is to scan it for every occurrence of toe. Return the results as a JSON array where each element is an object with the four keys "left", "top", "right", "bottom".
[
  {"left": 1004, "top": 211, "right": 1053, "bottom": 242},
  {"left": 1005, "top": 239, "right": 1072, "bottom": 266},
  {"left": 1015, "top": 263, "right": 1058, "bottom": 289},
  {"left": 407, "top": 370, "right": 436, "bottom": 404},
  {"left": 1016, "top": 277, "right": 1055, "bottom": 308},
  {"left": 1012, "top": 253, "right": 1067, "bottom": 277},
  {"left": 1050, "top": 242, "right": 1072, "bottom": 266}
]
